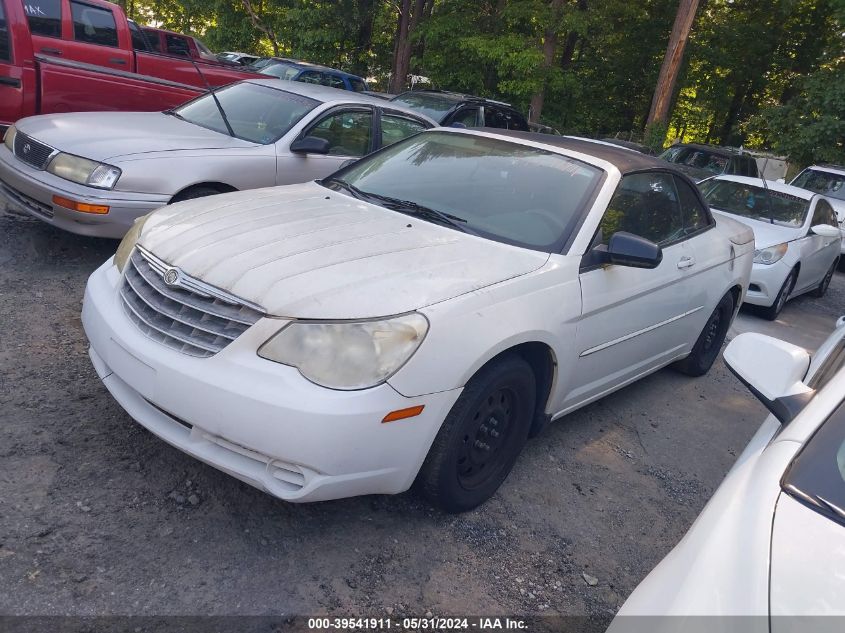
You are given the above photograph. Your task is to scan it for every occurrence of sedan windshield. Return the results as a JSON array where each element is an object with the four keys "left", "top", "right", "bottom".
[
  {"left": 173, "top": 82, "right": 318, "bottom": 144},
  {"left": 326, "top": 131, "right": 604, "bottom": 251},
  {"left": 661, "top": 146, "right": 729, "bottom": 175},
  {"left": 390, "top": 94, "right": 460, "bottom": 123},
  {"left": 699, "top": 180, "right": 810, "bottom": 228},
  {"left": 792, "top": 169, "right": 845, "bottom": 201}
]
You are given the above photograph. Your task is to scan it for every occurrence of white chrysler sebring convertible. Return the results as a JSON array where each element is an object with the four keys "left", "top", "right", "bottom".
[{"left": 81, "top": 130, "right": 754, "bottom": 511}]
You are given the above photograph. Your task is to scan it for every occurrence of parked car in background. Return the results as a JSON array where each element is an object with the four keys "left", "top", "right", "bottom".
[
  {"left": 529, "top": 122, "right": 561, "bottom": 135},
  {"left": 699, "top": 176, "right": 841, "bottom": 320},
  {"left": 140, "top": 27, "right": 223, "bottom": 65},
  {"left": 389, "top": 90, "right": 529, "bottom": 131},
  {"left": 612, "top": 317, "right": 845, "bottom": 622},
  {"left": 218, "top": 51, "right": 259, "bottom": 66},
  {"left": 601, "top": 138, "right": 655, "bottom": 155},
  {"left": 255, "top": 58, "right": 368, "bottom": 92},
  {"left": 0, "top": 80, "right": 435, "bottom": 238},
  {"left": 81, "top": 131, "right": 752, "bottom": 512},
  {"left": 0, "top": 0, "right": 261, "bottom": 132},
  {"left": 660, "top": 143, "right": 760, "bottom": 182},
  {"left": 788, "top": 164, "right": 845, "bottom": 256}
]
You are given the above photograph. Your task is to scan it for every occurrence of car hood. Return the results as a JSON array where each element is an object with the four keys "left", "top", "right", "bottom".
[
  {"left": 15, "top": 112, "right": 254, "bottom": 162},
  {"left": 711, "top": 210, "right": 803, "bottom": 249},
  {"left": 138, "top": 182, "right": 551, "bottom": 319}
]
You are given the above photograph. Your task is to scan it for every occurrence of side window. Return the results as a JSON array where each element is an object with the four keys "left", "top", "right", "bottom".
[
  {"left": 143, "top": 30, "right": 161, "bottom": 52},
  {"left": 26, "top": 0, "right": 62, "bottom": 38},
  {"left": 674, "top": 176, "right": 711, "bottom": 235},
  {"left": 812, "top": 199, "right": 837, "bottom": 227},
  {"left": 307, "top": 110, "right": 373, "bottom": 157},
  {"left": 745, "top": 157, "right": 759, "bottom": 178},
  {"left": 485, "top": 107, "right": 527, "bottom": 130},
  {"left": 71, "top": 1, "right": 118, "bottom": 47},
  {"left": 297, "top": 70, "right": 323, "bottom": 85},
  {"left": 380, "top": 115, "right": 427, "bottom": 148},
  {"left": 0, "top": 0, "right": 10, "bottom": 62},
  {"left": 450, "top": 107, "right": 480, "bottom": 127},
  {"left": 598, "top": 172, "right": 684, "bottom": 246},
  {"left": 166, "top": 34, "right": 190, "bottom": 57},
  {"left": 324, "top": 74, "right": 346, "bottom": 90},
  {"left": 128, "top": 22, "right": 149, "bottom": 51}
]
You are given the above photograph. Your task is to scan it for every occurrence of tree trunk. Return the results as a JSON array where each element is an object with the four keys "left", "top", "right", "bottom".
[
  {"left": 646, "top": 0, "right": 701, "bottom": 127},
  {"left": 529, "top": 0, "right": 565, "bottom": 123},
  {"left": 389, "top": 0, "right": 428, "bottom": 94}
]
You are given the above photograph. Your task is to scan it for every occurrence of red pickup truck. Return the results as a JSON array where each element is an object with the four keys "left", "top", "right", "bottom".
[{"left": 0, "top": 0, "right": 262, "bottom": 131}]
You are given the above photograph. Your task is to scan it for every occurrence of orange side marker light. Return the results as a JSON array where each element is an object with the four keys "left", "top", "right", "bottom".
[{"left": 382, "top": 405, "right": 425, "bottom": 423}]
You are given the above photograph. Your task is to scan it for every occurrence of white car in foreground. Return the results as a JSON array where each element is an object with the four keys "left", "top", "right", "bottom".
[
  {"left": 612, "top": 315, "right": 845, "bottom": 627},
  {"left": 699, "top": 176, "right": 841, "bottom": 320},
  {"left": 81, "top": 129, "right": 753, "bottom": 512}
]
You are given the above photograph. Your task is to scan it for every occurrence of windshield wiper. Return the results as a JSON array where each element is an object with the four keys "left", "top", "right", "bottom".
[{"left": 323, "top": 179, "right": 470, "bottom": 233}]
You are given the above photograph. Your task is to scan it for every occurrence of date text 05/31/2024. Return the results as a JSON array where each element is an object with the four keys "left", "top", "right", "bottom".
[{"left": 307, "top": 617, "right": 528, "bottom": 630}]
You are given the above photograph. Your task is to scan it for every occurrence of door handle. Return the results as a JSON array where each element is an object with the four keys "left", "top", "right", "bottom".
[
  {"left": 109, "top": 58, "right": 127, "bottom": 65},
  {"left": 40, "top": 47, "right": 63, "bottom": 55},
  {"left": 0, "top": 76, "right": 21, "bottom": 88},
  {"left": 677, "top": 256, "right": 696, "bottom": 269}
]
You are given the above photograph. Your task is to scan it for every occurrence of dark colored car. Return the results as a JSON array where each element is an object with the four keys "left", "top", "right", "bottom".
[
  {"left": 389, "top": 90, "right": 529, "bottom": 131},
  {"left": 253, "top": 57, "right": 368, "bottom": 92},
  {"left": 659, "top": 143, "right": 759, "bottom": 182},
  {"left": 601, "top": 138, "right": 655, "bottom": 155}
]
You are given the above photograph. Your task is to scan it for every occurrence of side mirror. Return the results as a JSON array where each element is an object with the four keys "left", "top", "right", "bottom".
[
  {"left": 724, "top": 333, "right": 815, "bottom": 425},
  {"left": 290, "top": 136, "right": 331, "bottom": 155},
  {"left": 811, "top": 224, "right": 841, "bottom": 238},
  {"left": 596, "top": 232, "right": 663, "bottom": 269}
]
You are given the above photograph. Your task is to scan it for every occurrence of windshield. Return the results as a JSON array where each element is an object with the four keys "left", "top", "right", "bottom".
[
  {"left": 699, "top": 180, "right": 810, "bottom": 228},
  {"left": 259, "top": 62, "right": 301, "bottom": 80},
  {"left": 326, "top": 131, "right": 604, "bottom": 251},
  {"left": 792, "top": 168, "right": 845, "bottom": 202},
  {"left": 661, "top": 146, "right": 729, "bottom": 175},
  {"left": 390, "top": 93, "right": 460, "bottom": 123},
  {"left": 173, "top": 82, "right": 318, "bottom": 144}
]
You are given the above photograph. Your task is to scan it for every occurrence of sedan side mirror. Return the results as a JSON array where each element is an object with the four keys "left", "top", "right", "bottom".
[
  {"left": 290, "top": 136, "right": 331, "bottom": 155},
  {"left": 596, "top": 232, "right": 663, "bottom": 269},
  {"left": 811, "top": 224, "right": 842, "bottom": 238},
  {"left": 724, "top": 333, "right": 815, "bottom": 425}
]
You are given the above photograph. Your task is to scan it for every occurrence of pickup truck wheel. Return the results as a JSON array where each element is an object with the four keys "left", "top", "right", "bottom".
[
  {"left": 171, "top": 186, "right": 225, "bottom": 203},
  {"left": 674, "top": 292, "right": 734, "bottom": 377},
  {"left": 416, "top": 355, "right": 535, "bottom": 513}
]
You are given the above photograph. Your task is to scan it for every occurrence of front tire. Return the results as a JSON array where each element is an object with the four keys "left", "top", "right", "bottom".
[
  {"left": 759, "top": 268, "right": 796, "bottom": 321},
  {"left": 812, "top": 259, "right": 838, "bottom": 298},
  {"left": 674, "top": 292, "right": 735, "bottom": 377},
  {"left": 416, "top": 355, "right": 536, "bottom": 513}
]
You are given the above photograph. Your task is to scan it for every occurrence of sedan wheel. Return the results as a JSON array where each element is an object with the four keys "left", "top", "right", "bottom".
[
  {"left": 416, "top": 355, "right": 536, "bottom": 513},
  {"left": 760, "top": 269, "right": 796, "bottom": 321},
  {"left": 812, "top": 260, "right": 838, "bottom": 298},
  {"left": 674, "top": 291, "right": 734, "bottom": 377}
]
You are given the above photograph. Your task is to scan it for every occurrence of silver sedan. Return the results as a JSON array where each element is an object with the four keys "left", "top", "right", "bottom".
[{"left": 0, "top": 80, "right": 436, "bottom": 238}]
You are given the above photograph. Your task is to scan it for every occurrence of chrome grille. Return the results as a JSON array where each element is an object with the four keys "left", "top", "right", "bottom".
[
  {"left": 13, "top": 132, "right": 57, "bottom": 170},
  {"left": 120, "top": 247, "right": 264, "bottom": 358}
]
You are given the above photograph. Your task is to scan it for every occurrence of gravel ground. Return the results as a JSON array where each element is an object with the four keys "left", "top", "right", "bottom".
[{"left": 1, "top": 207, "right": 843, "bottom": 628}]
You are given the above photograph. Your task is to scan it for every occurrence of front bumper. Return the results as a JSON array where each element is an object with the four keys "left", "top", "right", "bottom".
[
  {"left": 81, "top": 259, "right": 461, "bottom": 502},
  {"left": 0, "top": 146, "right": 168, "bottom": 239},
  {"left": 743, "top": 259, "right": 791, "bottom": 307}
]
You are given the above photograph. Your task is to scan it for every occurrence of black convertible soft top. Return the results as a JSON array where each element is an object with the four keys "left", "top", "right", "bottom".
[{"left": 478, "top": 130, "right": 678, "bottom": 175}]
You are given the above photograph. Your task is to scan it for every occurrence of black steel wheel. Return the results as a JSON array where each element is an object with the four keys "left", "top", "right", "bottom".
[
  {"left": 674, "top": 291, "right": 735, "bottom": 377},
  {"left": 416, "top": 354, "right": 536, "bottom": 513}
]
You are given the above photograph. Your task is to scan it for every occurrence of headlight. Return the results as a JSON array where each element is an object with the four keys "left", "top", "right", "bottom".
[
  {"left": 3, "top": 125, "right": 16, "bottom": 151},
  {"left": 47, "top": 153, "right": 122, "bottom": 189},
  {"left": 753, "top": 242, "right": 788, "bottom": 265},
  {"left": 258, "top": 314, "right": 429, "bottom": 390},
  {"left": 114, "top": 213, "right": 152, "bottom": 272}
]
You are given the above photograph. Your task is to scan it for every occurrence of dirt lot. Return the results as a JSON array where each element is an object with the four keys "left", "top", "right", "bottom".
[{"left": 1, "top": 207, "right": 843, "bottom": 627}]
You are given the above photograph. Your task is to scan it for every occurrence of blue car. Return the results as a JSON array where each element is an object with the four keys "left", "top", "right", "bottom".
[{"left": 253, "top": 58, "right": 368, "bottom": 92}]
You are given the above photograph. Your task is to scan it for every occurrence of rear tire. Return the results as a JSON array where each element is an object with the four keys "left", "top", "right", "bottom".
[
  {"left": 674, "top": 292, "right": 735, "bottom": 377},
  {"left": 759, "top": 268, "right": 796, "bottom": 321},
  {"left": 416, "top": 355, "right": 536, "bottom": 513},
  {"left": 171, "top": 186, "right": 226, "bottom": 203},
  {"left": 812, "top": 259, "right": 838, "bottom": 298}
]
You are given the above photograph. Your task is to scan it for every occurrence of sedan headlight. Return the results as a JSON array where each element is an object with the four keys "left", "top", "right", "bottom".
[
  {"left": 47, "top": 152, "right": 122, "bottom": 190},
  {"left": 3, "top": 125, "right": 16, "bottom": 151},
  {"left": 753, "top": 242, "right": 788, "bottom": 265},
  {"left": 258, "top": 314, "right": 429, "bottom": 390},
  {"left": 114, "top": 213, "right": 152, "bottom": 272}
]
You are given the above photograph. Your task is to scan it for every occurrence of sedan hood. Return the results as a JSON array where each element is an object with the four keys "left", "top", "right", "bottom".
[
  {"left": 16, "top": 112, "right": 254, "bottom": 162},
  {"left": 711, "top": 210, "right": 803, "bottom": 249},
  {"left": 138, "top": 182, "right": 550, "bottom": 319}
]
